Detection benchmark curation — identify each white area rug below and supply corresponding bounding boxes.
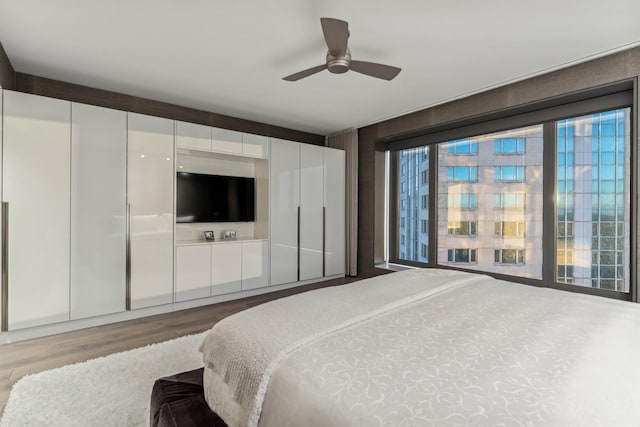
[0,332,207,427]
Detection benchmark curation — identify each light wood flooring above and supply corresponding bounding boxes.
[0,276,357,417]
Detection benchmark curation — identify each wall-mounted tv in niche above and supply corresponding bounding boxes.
[176,172,255,223]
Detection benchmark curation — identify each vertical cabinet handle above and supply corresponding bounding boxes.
[297,206,300,282]
[1,202,8,331]
[323,206,326,277]
[126,203,131,311]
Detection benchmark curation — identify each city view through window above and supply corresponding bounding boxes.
[397,108,631,292]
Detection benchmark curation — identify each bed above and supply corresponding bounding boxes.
[199,268,640,426]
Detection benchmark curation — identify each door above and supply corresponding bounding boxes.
[299,144,324,281]
[176,245,211,302]
[70,103,127,319]
[211,242,242,295]
[242,241,269,290]
[324,147,346,276]
[270,139,300,285]
[3,91,71,330]
[128,113,175,309]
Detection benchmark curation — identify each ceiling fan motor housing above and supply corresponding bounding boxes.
[327,49,351,74]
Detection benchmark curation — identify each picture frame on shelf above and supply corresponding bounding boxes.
[203,230,215,241]
[222,230,237,240]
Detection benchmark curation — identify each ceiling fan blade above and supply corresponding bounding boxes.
[350,60,401,81]
[282,64,327,81]
[320,17,349,56]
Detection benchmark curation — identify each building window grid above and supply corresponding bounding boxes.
[398,148,429,263]
[494,193,525,210]
[447,248,477,263]
[448,221,477,236]
[448,166,478,182]
[495,221,525,237]
[494,249,526,265]
[447,139,478,155]
[495,137,525,154]
[448,193,478,210]
[590,111,626,290]
[494,165,525,182]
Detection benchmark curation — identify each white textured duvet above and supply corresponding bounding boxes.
[201,269,640,426]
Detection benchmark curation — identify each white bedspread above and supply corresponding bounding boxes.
[202,269,640,426]
[200,269,487,427]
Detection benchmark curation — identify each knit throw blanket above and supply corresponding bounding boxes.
[199,269,486,427]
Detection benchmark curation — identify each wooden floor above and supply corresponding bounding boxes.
[0,276,357,417]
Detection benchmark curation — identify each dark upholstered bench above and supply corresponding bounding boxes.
[150,368,228,427]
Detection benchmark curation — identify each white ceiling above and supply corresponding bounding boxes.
[1,0,640,136]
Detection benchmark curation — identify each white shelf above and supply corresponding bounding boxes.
[176,237,268,247]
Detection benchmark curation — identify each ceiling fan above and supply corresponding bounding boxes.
[283,17,401,82]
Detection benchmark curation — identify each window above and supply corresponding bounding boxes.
[397,146,429,263]
[447,139,478,155]
[421,244,427,258]
[556,108,630,292]
[494,249,525,264]
[495,137,525,154]
[447,248,477,263]
[448,221,477,236]
[401,182,406,193]
[494,193,525,209]
[391,92,633,297]
[447,166,478,182]
[448,193,477,210]
[495,221,525,237]
[494,166,524,182]
[557,222,573,239]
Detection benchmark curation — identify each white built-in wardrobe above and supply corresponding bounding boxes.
[0,90,345,339]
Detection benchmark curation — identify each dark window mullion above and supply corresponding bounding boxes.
[428,143,437,266]
[542,121,558,286]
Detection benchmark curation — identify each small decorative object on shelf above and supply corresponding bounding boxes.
[203,230,215,241]
[222,230,237,240]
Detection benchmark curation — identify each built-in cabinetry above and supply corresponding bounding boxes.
[270,139,346,286]
[2,91,71,330]
[70,103,127,320]
[300,144,325,281]
[175,239,269,302]
[0,89,345,340]
[270,139,300,285]
[127,113,175,310]
[176,120,269,158]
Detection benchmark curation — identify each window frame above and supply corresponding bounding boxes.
[387,82,636,302]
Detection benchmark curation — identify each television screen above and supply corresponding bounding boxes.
[176,172,255,223]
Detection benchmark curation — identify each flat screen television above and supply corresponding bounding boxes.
[176,172,255,223]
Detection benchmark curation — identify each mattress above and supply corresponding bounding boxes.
[200,269,640,426]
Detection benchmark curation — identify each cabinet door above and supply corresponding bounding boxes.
[299,144,324,281]
[211,243,242,296]
[324,147,346,276]
[242,241,269,290]
[70,103,127,320]
[3,91,71,330]
[270,139,300,286]
[128,113,175,309]
[242,134,269,158]
[176,121,211,151]
[176,245,211,302]
[211,128,242,155]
